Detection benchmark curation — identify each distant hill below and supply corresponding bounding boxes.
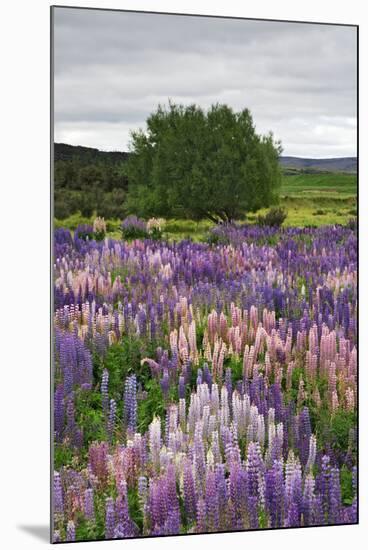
[54,143,130,164]
[279,156,357,173]
[54,144,357,174]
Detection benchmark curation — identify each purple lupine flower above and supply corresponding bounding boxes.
[285,501,299,527]
[328,467,342,524]
[124,374,137,433]
[265,460,284,528]
[149,417,161,471]
[84,487,95,521]
[203,363,212,390]
[320,455,331,517]
[225,368,233,399]
[205,469,219,532]
[66,520,75,542]
[178,375,186,399]
[193,421,206,490]
[54,384,64,442]
[298,407,312,466]
[302,474,315,526]
[166,464,179,513]
[215,463,228,518]
[183,460,197,522]
[138,476,148,508]
[89,441,109,487]
[101,369,109,413]
[248,495,259,529]
[196,498,207,533]
[311,494,325,526]
[65,394,75,441]
[107,398,117,441]
[116,481,135,537]
[53,531,61,543]
[53,471,64,516]
[246,442,263,501]
[164,509,181,535]
[105,497,115,539]
[160,369,170,399]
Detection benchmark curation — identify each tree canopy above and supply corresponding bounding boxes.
[125,102,282,223]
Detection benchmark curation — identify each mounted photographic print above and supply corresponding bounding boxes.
[51,6,358,543]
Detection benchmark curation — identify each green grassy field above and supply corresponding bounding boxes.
[54,170,357,240]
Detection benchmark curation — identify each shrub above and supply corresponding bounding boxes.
[206,223,235,245]
[147,218,165,240]
[121,215,148,240]
[257,207,287,227]
[74,224,94,242]
[93,216,107,241]
[347,217,357,230]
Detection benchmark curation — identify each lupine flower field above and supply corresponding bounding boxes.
[52,220,357,542]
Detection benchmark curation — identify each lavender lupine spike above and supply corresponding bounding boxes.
[183,460,197,522]
[84,487,95,521]
[329,467,342,524]
[124,374,137,433]
[101,368,109,413]
[320,455,331,517]
[205,468,219,532]
[53,471,64,516]
[66,520,76,542]
[305,434,317,473]
[107,398,117,441]
[265,460,284,528]
[302,474,315,526]
[196,498,207,533]
[105,497,115,539]
[54,385,64,442]
[149,417,161,471]
[298,407,312,466]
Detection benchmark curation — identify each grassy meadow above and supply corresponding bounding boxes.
[54,169,357,241]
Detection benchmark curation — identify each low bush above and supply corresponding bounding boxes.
[257,207,287,227]
[121,215,148,240]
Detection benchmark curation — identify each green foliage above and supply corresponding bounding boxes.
[75,516,101,541]
[257,206,287,227]
[148,227,163,241]
[103,340,143,395]
[121,226,148,241]
[54,443,75,470]
[137,379,165,433]
[225,356,243,384]
[329,410,357,452]
[126,102,282,222]
[340,466,354,505]
[74,389,106,446]
[128,488,144,532]
[288,366,304,402]
[54,145,129,219]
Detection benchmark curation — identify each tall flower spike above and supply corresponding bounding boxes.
[101,369,109,413]
[105,497,115,539]
[66,520,76,542]
[84,487,95,521]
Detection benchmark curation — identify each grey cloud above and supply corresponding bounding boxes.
[53,7,357,157]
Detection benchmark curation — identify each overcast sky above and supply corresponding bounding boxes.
[53,8,357,158]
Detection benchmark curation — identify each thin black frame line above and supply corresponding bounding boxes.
[51,4,358,28]
[50,4,55,545]
[50,5,359,544]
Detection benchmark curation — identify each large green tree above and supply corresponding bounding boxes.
[125,102,282,223]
